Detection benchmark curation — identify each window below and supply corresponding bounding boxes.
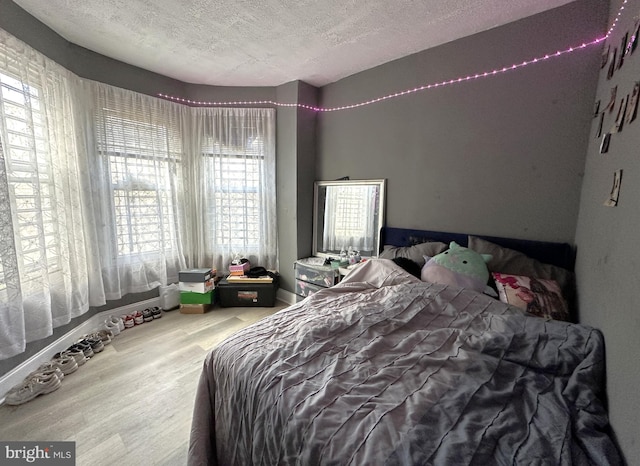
[0,71,61,285]
[96,112,182,258]
[203,135,265,252]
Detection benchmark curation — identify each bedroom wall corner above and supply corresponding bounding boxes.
[574,0,640,462]
[275,80,319,293]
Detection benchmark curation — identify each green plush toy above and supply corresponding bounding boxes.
[421,241,492,292]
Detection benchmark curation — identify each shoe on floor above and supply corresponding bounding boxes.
[86,330,112,346]
[97,329,113,344]
[29,362,64,382]
[132,311,144,325]
[108,315,125,332]
[142,308,153,322]
[54,348,87,367]
[80,336,104,354]
[151,307,162,319]
[69,341,93,359]
[4,373,62,406]
[50,353,79,375]
[104,319,121,336]
[122,314,135,328]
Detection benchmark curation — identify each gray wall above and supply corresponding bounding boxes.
[575,0,640,461]
[317,0,607,244]
[275,81,318,292]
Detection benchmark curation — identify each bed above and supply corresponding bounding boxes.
[188,228,622,465]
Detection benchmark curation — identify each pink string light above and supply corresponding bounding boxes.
[158,1,626,113]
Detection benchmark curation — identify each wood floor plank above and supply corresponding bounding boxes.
[0,302,288,465]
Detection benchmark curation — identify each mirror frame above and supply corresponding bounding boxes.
[312,179,387,259]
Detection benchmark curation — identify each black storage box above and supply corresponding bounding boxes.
[217,276,279,307]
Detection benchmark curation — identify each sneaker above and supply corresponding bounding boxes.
[69,341,93,359]
[142,308,153,322]
[50,353,79,375]
[81,336,104,354]
[30,362,64,382]
[151,307,162,319]
[4,373,62,405]
[132,311,144,325]
[85,331,111,347]
[95,329,113,345]
[54,348,87,367]
[109,315,125,332]
[122,314,135,329]
[104,319,120,336]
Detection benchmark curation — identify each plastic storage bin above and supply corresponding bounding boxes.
[217,277,279,307]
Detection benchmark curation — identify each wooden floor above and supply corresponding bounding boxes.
[0,302,288,465]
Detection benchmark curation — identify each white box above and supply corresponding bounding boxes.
[179,279,214,293]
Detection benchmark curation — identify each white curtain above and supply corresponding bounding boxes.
[86,88,278,284]
[0,27,278,360]
[0,29,104,359]
[0,136,25,358]
[85,82,190,300]
[192,107,278,272]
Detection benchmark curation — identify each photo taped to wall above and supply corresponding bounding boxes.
[599,132,611,154]
[607,85,617,112]
[607,47,617,79]
[596,112,605,138]
[604,169,623,207]
[626,82,639,123]
[631,21,640,54]
[614,95,628,132]
[618,32,629,68]
[601,43,610,68]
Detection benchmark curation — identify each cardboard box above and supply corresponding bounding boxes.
[179,279,214,293]
[180,290,214,304]
[229,262,250,276]
[217,276,279,307]
[178,268,213,283]
[179,303,211,314]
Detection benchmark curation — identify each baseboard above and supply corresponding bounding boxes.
[276,288,297,306]
[0,297,160,403]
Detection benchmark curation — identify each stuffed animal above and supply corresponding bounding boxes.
[421,241,492,292]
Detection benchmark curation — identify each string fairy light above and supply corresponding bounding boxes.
[158,0,627,112]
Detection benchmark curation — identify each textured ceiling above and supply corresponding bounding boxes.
[12,0,575,87]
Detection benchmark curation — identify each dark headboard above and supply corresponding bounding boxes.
[380,227,575,271]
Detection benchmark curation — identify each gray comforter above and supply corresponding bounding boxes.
[188,260,621,465]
